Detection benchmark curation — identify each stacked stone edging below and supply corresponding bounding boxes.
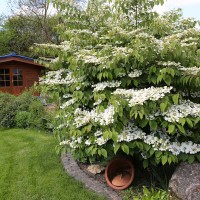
[61,153,121,200]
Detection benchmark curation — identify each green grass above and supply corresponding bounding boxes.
[0,129,106,200]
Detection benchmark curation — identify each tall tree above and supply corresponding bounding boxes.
[0,14,58,56]
[9,0,58,43]
[34,0,200,166]
[0,0,59,56]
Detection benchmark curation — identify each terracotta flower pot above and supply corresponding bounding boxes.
[104,157,134,190]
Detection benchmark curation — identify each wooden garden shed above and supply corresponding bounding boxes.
[0,53,45,95]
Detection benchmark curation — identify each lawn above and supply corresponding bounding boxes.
[0,129,106,200]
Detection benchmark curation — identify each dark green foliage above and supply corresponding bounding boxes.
[0,91,53,130]
[0,93,17,127]
[0,12,59,56]
[15,111,32,128]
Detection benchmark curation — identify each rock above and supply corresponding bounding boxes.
[87,164,105,174]
[169,162,200,200]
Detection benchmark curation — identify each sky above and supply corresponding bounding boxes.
[0,0,200,20]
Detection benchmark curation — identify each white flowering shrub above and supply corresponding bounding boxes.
[34,0,200,167]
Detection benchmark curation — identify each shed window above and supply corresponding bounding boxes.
[13,69,23,86]
[0,69,10,87]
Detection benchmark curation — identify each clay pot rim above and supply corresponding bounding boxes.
[105,157,135,190]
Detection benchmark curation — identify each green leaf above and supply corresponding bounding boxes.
[144,143,151,151]
[112,131,118,142]
[168,156,172,164]
[195,153,200,162]
[149,120,157,131]
[143,159,149,169]
[91,148,97,156]
[97,73,102,81]
[177,124,186,134]
[103,131,109,139]
[121,144,129,155]
[157,74,163,83]
[150,148,155,156]
[188,155,195,164]
[172,94,179,104]
[139,119,148,128]
[186,118,193,128]
[168,124,175,134]
[163,74,171,85]
[178,153,188,161]
[155,151,162,158]
[161,155,168,165]
[138,111,144,119]
[114,143,120,154]
[194,117,200,125]
[98,149,101,156]
[179,118,186,126]
[160,102,167,112]
[101,149,107,158]
[108,131,113,139]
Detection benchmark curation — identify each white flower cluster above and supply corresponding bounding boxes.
[117,123,200,156]
[50,57,60,64]
[157,61,200,76]
[128,70,142,78]
[164,28,200,41]
[157,61,182,67]
[95,136,108,146]
[117,124,146,142]
[59,122,200,155]
[182,91,200,98]
[60,41,71,51]
[60,98,76,109]
[112,47,132,56]
[179,66,200,75]
[191,91,200,98]
[163,100,200,122]
[39,69,66,85]
[40,70,85,86]
[180,42,197,47]
[63,94,72,98]
[75,50,109,64]
[59,136,83,149]
[92,81,121,92]
[113,86,172,106]
[182,37,199,43]
[74,105,115,128]
[94,130,108,146]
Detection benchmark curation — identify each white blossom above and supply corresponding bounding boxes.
[85,140,91,146]
[92,81,121,92]
[60,98,76,109]
[128,70,142,78]
[117,123,200,155]
[163,100,200,122]
[95,136,108,146]
[179,66,200,75]
[74,105,115,128]
[113,86,172,106]
[40,69,85,86]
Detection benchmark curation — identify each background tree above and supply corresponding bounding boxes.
[34,0,200,167]
[0,0,59,56]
